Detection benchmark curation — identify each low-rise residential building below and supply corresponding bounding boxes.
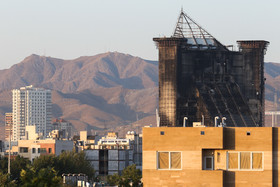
[15,139,73,161]
[142,126,280,186]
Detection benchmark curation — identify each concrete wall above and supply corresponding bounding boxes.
[55,140,73,155]
[86,149,99,160]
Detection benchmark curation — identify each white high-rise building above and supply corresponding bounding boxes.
[12,85,52,141]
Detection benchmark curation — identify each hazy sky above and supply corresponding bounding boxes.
[0,0,279,69]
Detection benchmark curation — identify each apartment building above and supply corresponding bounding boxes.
[5,113,13,141]
[12,85,52,141]
[14,139,73,161]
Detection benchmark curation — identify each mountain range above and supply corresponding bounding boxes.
[0,52,279,139]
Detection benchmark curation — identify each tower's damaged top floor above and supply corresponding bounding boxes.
[154,10,269,127]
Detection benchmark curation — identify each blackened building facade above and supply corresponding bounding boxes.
[154,11,269,127]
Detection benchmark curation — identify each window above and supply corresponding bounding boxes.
[32,148,36,154]
[240,152,250,169]
[227,152,263,170]
[40,148,47,153]
[171,152,181,169]
[158,152,169,169]
[204,156,214,170]
[157,151,181,170]
[48,148,52,153]
[252,153,262,169]
[228,153,238,169]
[19,147,28,153]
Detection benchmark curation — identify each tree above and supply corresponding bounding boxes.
[0,156,8,173]
[0,155,30,184]
[0,151,95,185]
[32,151,95,181]
[20,166,62,187]
[107,165,142,187]
[32,154,58,173]
[107,173,121,186]
[10,156,30,183]
[56,151,95,180]
[121,164,142,187]
[0,172,16,187]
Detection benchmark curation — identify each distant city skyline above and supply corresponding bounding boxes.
[0,0,279,69]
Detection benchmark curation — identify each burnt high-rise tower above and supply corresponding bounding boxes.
[154,10,269,127]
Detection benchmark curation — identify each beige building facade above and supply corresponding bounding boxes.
[143,127,280,186]
[12,139,73,161]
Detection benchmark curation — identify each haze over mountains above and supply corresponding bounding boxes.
[0,52,279,139]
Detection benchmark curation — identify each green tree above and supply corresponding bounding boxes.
[121,164,142,187]
[107,173,121,186]
[0,172,16,187]
[32,154,58,173]
[56,151,95,180]
[32,151,95,181]
[107,165,142,187]
[0,151,94,185]
[10,156,30,182]
[0,156,8,173]
[20,166,62,187]
[0,155,30,184]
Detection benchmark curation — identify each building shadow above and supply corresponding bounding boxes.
[224,128,235,150]
[223,128,235,186]
[224,171,235,187]
[273,128,278,186]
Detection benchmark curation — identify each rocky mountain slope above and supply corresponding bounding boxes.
[0,52,158,139]
[0,53,279,139]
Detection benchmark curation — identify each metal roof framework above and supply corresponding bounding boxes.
[173,9,220,47]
